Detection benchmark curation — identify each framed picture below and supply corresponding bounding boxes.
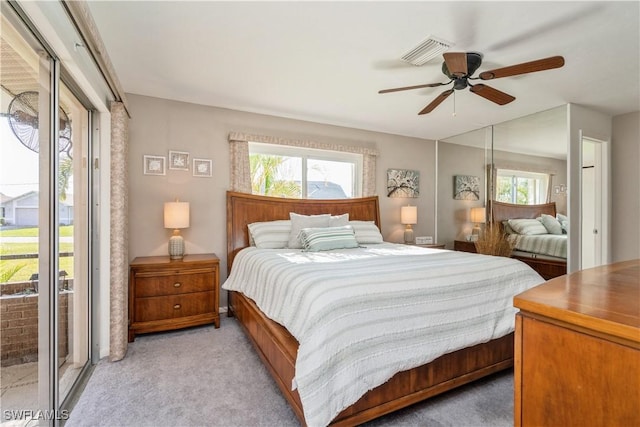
[193,158,212,177]
[454,175,480,200]
[169,150,190,170]
[387,169,419,198]
[143,155,166,175]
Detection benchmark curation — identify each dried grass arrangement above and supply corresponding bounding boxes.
[474,223,516,257]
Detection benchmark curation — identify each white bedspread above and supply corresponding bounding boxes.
[222,243,544,427]
[509,233,568,259]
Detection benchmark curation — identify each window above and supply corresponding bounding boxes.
[248,142,362,199]
[495,169,549,204]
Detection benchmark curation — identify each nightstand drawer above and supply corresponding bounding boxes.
[134,268,214,297]
[135,291,215,322]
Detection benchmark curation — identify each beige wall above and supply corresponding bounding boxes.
[127,94,436,305]
[611,111,640,262]
[437,142,486,248]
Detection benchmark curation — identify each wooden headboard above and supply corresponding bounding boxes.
[489,200,557,224]
[226,191,381,272]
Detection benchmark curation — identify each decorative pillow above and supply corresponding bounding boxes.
[556,213,569,234]
[540,214,563,235]
[508,218,549,235]
[288,213,331,249]
[349,220,384,244]
[299,225,359,252]
[502,220,516,235]
[329,213,349,227]
[247,220,291,249]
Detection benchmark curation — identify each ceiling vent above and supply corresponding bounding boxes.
[401,35,453,66]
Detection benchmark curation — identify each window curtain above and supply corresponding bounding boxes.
[109,101,129,361]
[228,132,379,196]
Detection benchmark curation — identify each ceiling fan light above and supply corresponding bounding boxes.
[401,35,453,66]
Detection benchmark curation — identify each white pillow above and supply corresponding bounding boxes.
[508,218,549,235]
[349,220,384,244]
[329,213,349,227]
[288,213,331,249]
[556,213,569,234]
[540,214,563,235]
[247,220,291,249]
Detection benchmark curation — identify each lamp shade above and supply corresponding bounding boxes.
[400,206,417,225]
[164,202,190,229]
[470,207,486,224]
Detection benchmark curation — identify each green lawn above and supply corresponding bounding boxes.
[1,257,74,283]
[0,227,75,282]
[0,225,74,237]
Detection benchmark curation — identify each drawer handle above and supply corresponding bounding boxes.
[173,282,181,288]
[173,304,181,309]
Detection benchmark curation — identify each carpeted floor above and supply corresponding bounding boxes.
[66,316,513,427]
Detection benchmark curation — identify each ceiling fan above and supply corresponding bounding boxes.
[379,52,565,114]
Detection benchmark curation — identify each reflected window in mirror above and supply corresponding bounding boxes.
[495,169,550,205]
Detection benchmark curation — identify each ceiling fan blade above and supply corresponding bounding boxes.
[418,89,454,115]
[379,82,449,94]
[470,84,515,105]
[443,52,468,77]
[479,56,565,80]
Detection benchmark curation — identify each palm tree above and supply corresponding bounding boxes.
[250,154,300,197]
[58,155,72,201]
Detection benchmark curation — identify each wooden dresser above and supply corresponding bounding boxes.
[513,259,640,426]
[128,253,220,342]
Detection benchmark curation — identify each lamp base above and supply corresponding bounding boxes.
[168,232,185,260]
[404,225,415,244]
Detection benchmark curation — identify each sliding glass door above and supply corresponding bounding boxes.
[1,5,93,425]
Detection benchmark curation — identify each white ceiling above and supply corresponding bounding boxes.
[87,1,639,142]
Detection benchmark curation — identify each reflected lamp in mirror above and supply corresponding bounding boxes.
[401,205,418,244]
[164,201,190,260]
[470,207,486,239]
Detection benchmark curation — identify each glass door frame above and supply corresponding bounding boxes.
[2,2,98,424]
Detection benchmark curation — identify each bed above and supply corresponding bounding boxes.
[224,191,544,426]
[489,200,567,280]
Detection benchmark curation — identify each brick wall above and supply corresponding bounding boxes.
[1,291,71,367]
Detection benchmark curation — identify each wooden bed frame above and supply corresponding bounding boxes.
[226,191,514,426]
[489,200,567,280]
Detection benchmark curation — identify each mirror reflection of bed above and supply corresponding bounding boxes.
[224,191,546,426]
[489,200,567,279]
[438,106,569,280]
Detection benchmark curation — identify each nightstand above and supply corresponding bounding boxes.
[412,243,446,249]
[453,240,477,253]
[128,253,220,342]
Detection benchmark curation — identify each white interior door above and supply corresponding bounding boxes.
[581,138,604,269]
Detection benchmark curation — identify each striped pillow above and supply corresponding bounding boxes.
[349,221,384,244]
[508,218,548,235]
[288,213,331,249]
[299,226,359,252]
[247,220,291,249]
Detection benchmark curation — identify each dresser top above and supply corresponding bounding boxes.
[514,259,640,343]
[130,253,219,267]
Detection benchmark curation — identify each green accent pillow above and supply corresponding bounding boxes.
[299,225,359,252]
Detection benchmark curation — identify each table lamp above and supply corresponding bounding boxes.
[470,207,486,239]
[401,205,418,244]
[164,201,190,259]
